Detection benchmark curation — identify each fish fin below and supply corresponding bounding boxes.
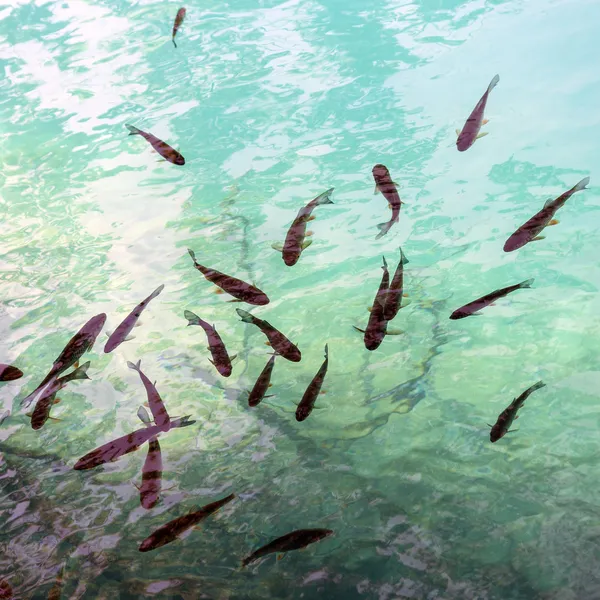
[144,402,149,407]
[316,188,334,205]
[400,299,412,308]
[184,310,201,326]
[482,119,490,125]
[455,129,461,137]
[134,321,143,327]
[226,298,244,303]
[149,284,165,300]
[25,412,32,417]
[208,358,215,366]
[271,242,284,252]
[172,38,177,48]
[506,428,519,434]
[486,423,494,428]
[125,124,142,136]
[519,278,534,289]
[399,246,409,265]
[214,288,225,294]
[133,483,140,490]
[403,293,409,297]
[48,416,62,422]
[532,235,546,242]
[475,132,489,140]
[301,239,313,250]
[277,553,285,561]
[236,308,253,323]
[375,221,392,239]
[548,219,559,226]
[306,230,314,236]
[487,74,500,92]
[391,181,399,186]
[230,354,238,362]
[127,359,142,372]
[374,184,380,195]
[124,335,136,342]
[73,361,80,369]
[367,306,373,312]
[264,394,275,399]
[187,248,197,263]
[268,383,273,388]
[264,342,272,347]
[574,176,590,191]
[514,416,519,420]
[385,329,404,335]
[53,397,61,404]
[353,326,365,334]
[308,215,316,221]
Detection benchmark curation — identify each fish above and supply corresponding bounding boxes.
[184,310,234,377]
[127,360,171,431]
[489,381,545,442]
[372,165,402,239]
[188,248,269,305]
[248,354,277,407]
[272,188,334,266]
[503,177,590,252]
[296,345,329,422]
[0,579,12,600]
[73,415,195,471]
[138,493,235,552]
[136,408,163,509]
[0,364,23,382]
[172,7,186,48]
[449,278,534,320]
[456,74,499,152]
[47,565,64,600]
[383,246,409,322]
[236,309,301,362]
[20,313,106,408]
[29,361,91,430]
[242,528,334,567]
[125,124,185,166]
[104,284,164,353]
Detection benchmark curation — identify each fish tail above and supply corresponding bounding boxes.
[487,74,500,92]
[72,361,91,380]
[187,248,198,264]
[125,124,142,136]
[530,381,546,393]
[381,256,388,269]
[324,343,328,358]
[184,310,203,327]
[316,188,335,205]
[399,246,409,265]
[172,37,177,48]
[574,176,590,191]
[149,284,165,300]
[236,308,253,323]
[518,278,534,289]
[375,220,393,239]
[127,359,142,372]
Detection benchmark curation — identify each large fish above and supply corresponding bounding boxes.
[127,360,171,431]
[172,7,186,48]
[456,74,499,152]
[0,365,23,382]
[449,278,533,320]
[372,165,402,239]
[503,177,590,252]
[20,313,106,408]
[236,309,301,362]
[383,247,408,322]
[136,406,163,509]
[248,354,276,407]
[296,345,329,422]
[104,284,164,353]
[242,528,333,567]
[125,124,185,166]
[188,249,269,305]
[138,493,235,552]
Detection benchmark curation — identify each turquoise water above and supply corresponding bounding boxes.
[2,0,600,597]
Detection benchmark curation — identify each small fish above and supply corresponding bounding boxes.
[449,278,534,320]
[172,7,186,48]
[354,257,389,351]
[104,285,164,353]
[138,493,235,552]
[456,74,499,152]
[184,310,234,377]
[127,360,171,431]
[248,354,276,407]
[136,409,163,509]
[125,124,185,166]
[0,364,23,382]
[383,246,408,322]
[296,345,329,422]
[0,579,12,600]
[236,309,301,362]
[489,381,545,442]
[188,249,269,305]
[372,165,402,239]
[242,528,334,567]
[503,177,590,252]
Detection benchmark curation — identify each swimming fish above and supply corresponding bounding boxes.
[172,7,186,48]
[449,278,533,320]
[503,177,590,252]
[236,309,301,362]
[383,246,408,322]
[73,415,195,471]
[0,365,23,382]
[136,407,163,509]
[138,493,235,552]
[127,360,171,431]
[248,354,277,407]
[489,381,545,442]
[242,528,334,567]
[296,345,329,422]
[372,165,402,239]
[0,579,12,599]
[184,310,234,377]
[273,188,334,266]
[20,313,106,408]
[456,74,499,152]
[188,248,269,305]
[104,284,164,353]
[125,124,185,166]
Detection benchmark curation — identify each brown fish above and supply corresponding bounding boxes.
[127,360,171,431]
[248,354,276,407]
[0,579,12,600]
[172,7,186,48]
[372,164,402,239]
[137,436,162,509]
[0,364,23,382]
[456,74,499,151]
[296,345,328,422]
[383,246,408,322]
[126,124,185,165]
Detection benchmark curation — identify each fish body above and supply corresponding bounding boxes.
[0,579,12,599]
[172,7,186,48]
[456,74,499,152]
[383,247,408,322]
[138,493,235,552]
[242,528,333,567]
[0,364,23,382]
[282,188,334,266]
[356,257,389,350]
[126,124,185,165]
[139,437,162,509]
[248,354,276,407]
[490,381,545,442]
[373,165,401,239]
[127,360,171,431]
[296,345,329,422]
[188,249,269,305]
[184,310,233,377]
[104,284,164,353]
[503,177,590,252]
[236,309,301,362]
[449,278,533,320]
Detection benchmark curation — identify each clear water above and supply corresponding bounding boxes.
[1,0,600,597]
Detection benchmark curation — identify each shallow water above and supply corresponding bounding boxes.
[2,0,600,598]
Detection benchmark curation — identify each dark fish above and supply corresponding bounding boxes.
[127,360,171,431]
[248,354,276,407]
[372,165,402,239]
[188,248,269,305]
[383,246,408,322]
[449,278,533,320]
[138,435,162,509]
[172,7,186,48]
[456,74,499,152]
[0,579,12,600]
[236,309,301,362]
[296,345,329,422]
[73,415,195,471]
[138,493,235,552]
[184,310,234,377]
[242,528,334,567]
[503,177,590,252]
[125,124,185,166]
[20,313,106,408]
[0,364,23,382]
[489,381,545,442]
[104,284,164,353]
[354,257,389,351]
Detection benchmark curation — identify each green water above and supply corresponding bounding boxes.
[2,0,600,597]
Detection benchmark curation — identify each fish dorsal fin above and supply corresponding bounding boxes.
[543,198,554,209]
